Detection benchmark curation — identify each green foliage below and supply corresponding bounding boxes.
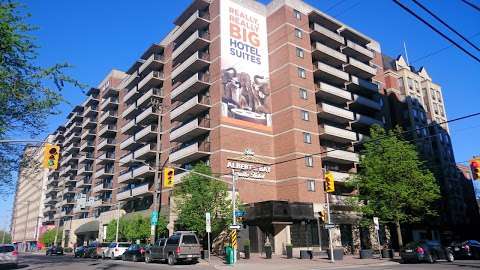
[174,162,232,239]
[105,214,168,242]
[0,2,85,194]
[348,125,441,225]
[39,228,62,246]
[0,230,12,243]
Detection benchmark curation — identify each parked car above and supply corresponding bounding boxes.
[144,231,201,265]
[103,242,130,259]
[0,244,18,268]
[121,244,146,262]
[401,240,454,263]
[450,240,480,259]
[74,246,88,258]
[84,242,110,259]
[46,245,64,256]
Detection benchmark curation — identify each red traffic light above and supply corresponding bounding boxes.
[471,160,480,168]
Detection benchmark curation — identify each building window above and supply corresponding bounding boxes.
[305,156,313,167]
[397,78,404,89]
[293,9,301,20]
[299,88,308,100]
[439,106,445,117]
[301,110,309,121]
[303,132,312,144]
[407,78,413,89]
[431,88,436,100]
[296,47,304,58]
[295,28,303,39]
[436,91,442,102]
[307,180,315,192]
[297,67,306,78]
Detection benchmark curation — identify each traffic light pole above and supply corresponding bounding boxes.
[326,192,334,263]
[231,169,237,264]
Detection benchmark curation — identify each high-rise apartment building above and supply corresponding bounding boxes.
[12,144,50,251]
[30,0,451,254]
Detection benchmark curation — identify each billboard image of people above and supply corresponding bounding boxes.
[221,0,272,129]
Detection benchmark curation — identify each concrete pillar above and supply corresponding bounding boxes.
[273,224,287,255]
[352,225,361,254]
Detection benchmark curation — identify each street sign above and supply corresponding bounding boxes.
[150,211,158,225]
[206,212,211,233]
[373,217,379,230]
[229,224,241,230]
[234,210,246,217]
[324,224,335,229]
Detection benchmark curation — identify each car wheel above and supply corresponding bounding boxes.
[168,254,176,266]
[426,254,435,263]
[447,252,454,262]
[122,254,126,261]
[145,253,152,264]
[132,255,138,262]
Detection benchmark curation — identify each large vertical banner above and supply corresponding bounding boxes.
[221,0,271,129]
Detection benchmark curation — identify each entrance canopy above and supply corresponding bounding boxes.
[75,220,100,235]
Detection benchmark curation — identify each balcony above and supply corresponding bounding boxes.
[118,170,133,184]
[120,136,141,151]
[319,124,357,143]
[311,42,347,67]
[315,82,352,103]
[98,111,118,124]
[343,40,374,62]
[64,132,81,145]
[81,130,95,140]
[122,102,138,119]
[79,140,95,152]
[98,124,117,137]
[136,88,164,108]
[121,118,138,135]
[93,198,113,208]
[79,153,94,164]
[347,76,379,94]
[77,165,93,175]
[170,94,211,122]
[132,164,155,179]
[98,152,115,165]
[135,124,159,142]
[330,195,351,207]
[171,72,210,101]
[138,71,164,92]
[97,138,116,151]
[132,183,150,197]
[171,51,210,82]
[123,86,139,104]
[172,30,210,63]
[76,178,92,188]
[322,147,359,164]
[93,182,113,193]
[117,189,132,201]
[169,140,210,164]
[82,105,98,118]
[73,205,90,214]
[171,10,210,47]
[313,61,349,86]
[317,103,354,123]
[62,198,76,206]
[351,94,381,111]
[353,113,384,127]
[119,153,134,166]
[82,117,97,129]
[123,71,139,90]
[65,143,80,154]
[136,106,159,125]
[330,171,351,182]
[310,23,345,48]
[170,117,210,143]
[344,57,376,79]
[138,53,164,75]
[134,143,157,160]
[94,167,114,179]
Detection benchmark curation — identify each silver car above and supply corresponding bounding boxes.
[0,244,18,268]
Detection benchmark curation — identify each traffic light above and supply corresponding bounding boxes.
[43,144,60,169]
[318,210,326,223]
[324,171,335,193]
[470,159,480,180]
[163,167,175,188]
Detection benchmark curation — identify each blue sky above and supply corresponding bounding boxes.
[2,0,479,230]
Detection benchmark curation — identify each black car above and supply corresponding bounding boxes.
[74,246,88,258]
[121,244,146,262]
[401,240,454,263]
[450,240,480,259]
[46,246,64,256]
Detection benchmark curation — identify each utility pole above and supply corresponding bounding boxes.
[326,191,334,263]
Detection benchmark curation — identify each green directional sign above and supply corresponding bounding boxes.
[151,211,158,225]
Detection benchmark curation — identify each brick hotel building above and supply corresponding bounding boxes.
[17,0,469,254]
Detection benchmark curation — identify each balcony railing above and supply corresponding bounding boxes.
[170,94,211,121]
[171,72,210,101]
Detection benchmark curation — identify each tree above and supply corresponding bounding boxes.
[105,215,167,242]
[174,163,232,244]
[39,227,62,246]
[0,1,84,194]
[348,125,441,248]
[0,230,12,243]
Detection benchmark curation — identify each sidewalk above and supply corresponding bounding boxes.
[207,253,399,270]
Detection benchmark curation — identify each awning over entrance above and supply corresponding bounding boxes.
[245,200,315,224]
[75,220,100,235]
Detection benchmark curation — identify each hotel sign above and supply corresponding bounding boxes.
[227,149,272,180]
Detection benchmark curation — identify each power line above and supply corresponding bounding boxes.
[460,0,480,12]
[411,0,480,51]
[325,0,349,12]
[392,0,480,63]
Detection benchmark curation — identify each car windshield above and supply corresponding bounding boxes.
[0,246,15,253]
[100,243,109,247]
[182,235,198,244]
[119,243,130,247]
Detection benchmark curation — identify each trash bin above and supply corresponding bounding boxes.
[225,246,234,264]
[327,248,344,260]
[264,245,272,259]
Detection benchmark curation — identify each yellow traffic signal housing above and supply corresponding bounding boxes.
[163,167,175,188]
[318,210,327,223]
[325,171,335,193]
[470,159,480,180]
[43,144,60,169]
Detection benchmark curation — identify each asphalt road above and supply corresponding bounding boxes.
[314,260,480,270]
[5,253,216,270]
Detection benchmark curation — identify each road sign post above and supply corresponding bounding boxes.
[206,212,211,262]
